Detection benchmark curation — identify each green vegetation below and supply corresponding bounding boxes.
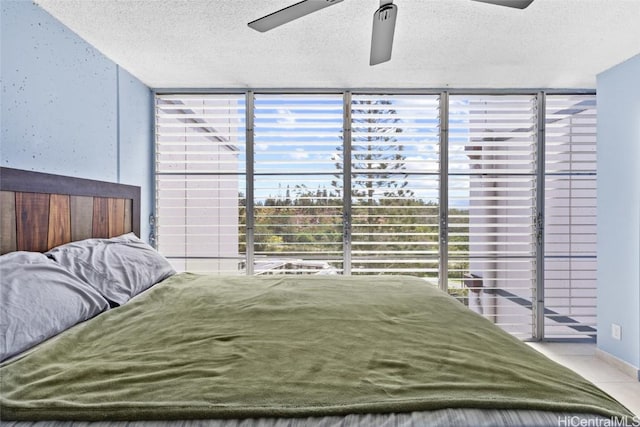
[239,188,469,279]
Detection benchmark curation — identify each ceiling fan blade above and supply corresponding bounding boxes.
[471,0,534,9]
[370,1,398,66]
[248,0,344,32]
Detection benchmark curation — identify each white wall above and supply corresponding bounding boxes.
[596,53,640,375]
[1,0,153,241]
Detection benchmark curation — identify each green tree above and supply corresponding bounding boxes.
[332,99,413,203]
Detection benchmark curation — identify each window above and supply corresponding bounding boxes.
[448,95,538,338]
[544,95,597,339]
[154,91,597,341]
[155,95,246,274]
[253,94,344,274]
[350,94,440,277]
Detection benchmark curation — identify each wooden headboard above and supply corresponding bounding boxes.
[1,168,141,255]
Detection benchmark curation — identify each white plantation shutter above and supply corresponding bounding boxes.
[252,94,344,274]
[155,95,246,274]
[544,94,597,339]
[350,94,440,277]
[448,95,538,338]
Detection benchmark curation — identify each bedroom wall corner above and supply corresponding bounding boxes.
[0,0,153,243]
[117,67,153,243]
[596,52,640,377]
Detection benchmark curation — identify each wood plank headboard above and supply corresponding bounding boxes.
[0,168,141,255]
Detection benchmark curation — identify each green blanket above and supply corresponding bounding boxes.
[0,274,633,421]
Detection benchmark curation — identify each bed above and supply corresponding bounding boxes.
[0,167,635,426]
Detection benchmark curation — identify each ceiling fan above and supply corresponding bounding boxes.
[248,0,534,66]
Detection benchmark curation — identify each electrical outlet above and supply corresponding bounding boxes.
[611,323,622,340]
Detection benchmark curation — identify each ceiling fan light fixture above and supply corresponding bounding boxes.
[247,0,535,66]
[370,1,398,66]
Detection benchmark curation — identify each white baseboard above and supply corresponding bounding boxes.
[595,348,640,381]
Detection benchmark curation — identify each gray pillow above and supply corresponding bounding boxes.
[0,251,110,362]
[46,233,176,306]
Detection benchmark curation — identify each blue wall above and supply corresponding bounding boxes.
[1,0,153,241]
[597,53,640,374]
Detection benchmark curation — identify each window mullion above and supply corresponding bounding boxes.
[534,91,546,340]
[245,91,255,275]
[343,91,352,275]
[439,91,449,292]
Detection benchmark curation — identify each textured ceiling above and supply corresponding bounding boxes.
[34,0,640,89]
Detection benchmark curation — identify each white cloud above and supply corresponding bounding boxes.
[403,157,438,173]
[290,149,309,160]
[276,109,297,124]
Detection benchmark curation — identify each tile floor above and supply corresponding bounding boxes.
[527,342,640,418]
